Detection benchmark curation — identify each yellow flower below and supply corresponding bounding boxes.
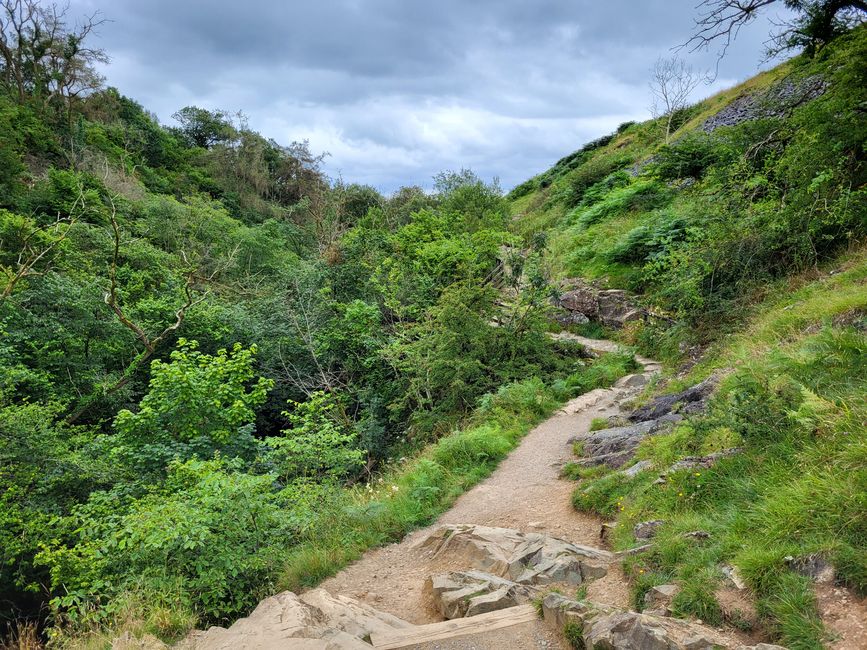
[678,492,684,496]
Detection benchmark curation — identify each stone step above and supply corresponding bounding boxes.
[369,604,538,649]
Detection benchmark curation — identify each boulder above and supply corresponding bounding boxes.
[181,589,411,650]
[583,611,680,650]
[598,290,643,328]
[425,570,535,619]
[634,520,666,540]
[643,584,680,616]
[559,282,599,316]
[553,280,643,329]
[783,553,835,584]
[628,377,719,423]
[421,524,612,586]
[578,416,680,469]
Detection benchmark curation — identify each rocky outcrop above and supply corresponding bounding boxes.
[643,584,680,616]
[627,376,719,423]
[701,75,827,133]
[421,524,612,587]
[554,279,643,328]
[540,593,787,650]
[179,589,412,650]
[576,415,681,469]
[634,520,666,540]
[425,570,535,619]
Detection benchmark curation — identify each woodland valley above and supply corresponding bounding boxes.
[0,1,865,649]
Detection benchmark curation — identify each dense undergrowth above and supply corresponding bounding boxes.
[508,26,867,650]
[2,3,865,648]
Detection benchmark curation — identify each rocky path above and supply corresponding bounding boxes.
[313,337,661,647]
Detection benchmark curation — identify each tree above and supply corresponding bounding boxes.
[685,0,867,58]
[0,0,107,113]
[649,56,708,143]
[170,106,235,148]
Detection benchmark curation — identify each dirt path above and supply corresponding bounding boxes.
[318,337,661,644]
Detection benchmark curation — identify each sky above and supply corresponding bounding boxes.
[67,0,789,193]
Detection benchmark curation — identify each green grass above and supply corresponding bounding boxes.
[565,271,867,648]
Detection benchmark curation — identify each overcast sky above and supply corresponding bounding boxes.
[67,0,788,193]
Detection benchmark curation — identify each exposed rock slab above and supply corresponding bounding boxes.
[425,570,536,619]
[554,280,643,328]
[539,593,784,650]
[577,415,681,469]
[628,377,719,423]
[180,589,411,650]
[421,524,613,587]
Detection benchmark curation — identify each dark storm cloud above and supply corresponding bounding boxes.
[69,0,789,191]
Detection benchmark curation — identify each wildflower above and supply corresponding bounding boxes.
[678,492,684,496]
[694,472,701,477]
[391,485,399,492]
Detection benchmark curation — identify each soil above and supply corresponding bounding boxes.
[815,584,867,650]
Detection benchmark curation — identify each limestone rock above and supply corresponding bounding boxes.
[784,553,835,584]
[181,589,411,650]
[634,520,666,540]
[668,448,743,473]
[643,584,680,616]
[628,376,719,423]
[578,417,679,469]
[425,570,535,619]
[584,611,679,650]
[421,524,612,587]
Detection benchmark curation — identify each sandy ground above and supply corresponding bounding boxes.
[318,337,659,640]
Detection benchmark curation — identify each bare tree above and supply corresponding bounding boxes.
[0,0,108,114]
[683,0,867,59]
[66,194,216,423]
[649,56,708,143]
[0,183,87,300]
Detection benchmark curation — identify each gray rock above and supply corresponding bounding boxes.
[598,290,643,328]
[622,460,653,478]
[580,418,678,469]
[425,570,536,619]
[701,74,827,133]
[784,553,835,584]
[628,376,719,422]
[668,448,743,472]
[643,584,680,615]
[683,634,719,649]
[634,520,666,540]
[421,524,612,587]
[583,612,679,650]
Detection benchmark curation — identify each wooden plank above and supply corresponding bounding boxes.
[370,604,538,649]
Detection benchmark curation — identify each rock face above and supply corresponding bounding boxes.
[422,524,613,587]
[628,376,719,423]
[540,593,786,650]
[554,279,643,328]
[577,415,681,469]
[701,75,827,133]
[425,570,535,619]
[179,589,411,650]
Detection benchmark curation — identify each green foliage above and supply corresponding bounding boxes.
[265,391,365,482]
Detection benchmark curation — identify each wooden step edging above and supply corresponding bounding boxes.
[369,604,538,649]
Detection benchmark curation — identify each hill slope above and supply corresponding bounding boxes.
[506,26,866,650]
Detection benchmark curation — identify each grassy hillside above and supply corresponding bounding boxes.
[511,26,866,650]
